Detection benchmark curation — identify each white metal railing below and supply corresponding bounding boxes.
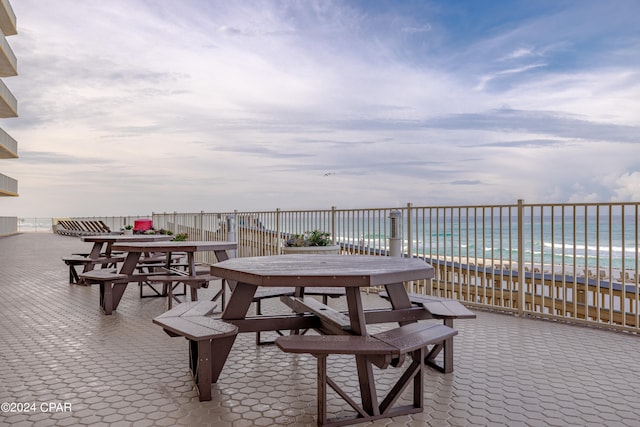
[0,126,17,157]
[0,171,16,195]
[60,200,640,332]
[0,31,16,75]
[0,78,16,116]
[151,202,640,332]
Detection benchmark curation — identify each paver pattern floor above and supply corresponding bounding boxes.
[1,233,640,427]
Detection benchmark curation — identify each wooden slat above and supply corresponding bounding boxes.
[281,296,351,332]
[152,316,236,341]
[422,300,476,319]
[372,323,457,354]
[379,291,476,319]
[79,270,127,281]
[181,301,218,317]
[276,335,396,356]
[154,301,202,319]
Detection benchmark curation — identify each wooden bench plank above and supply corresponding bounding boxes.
[154,301,203,319]
[276,323,456,357]
[181,300,218,317]
[379,291,474,374]
[275,334,396,356]
[78,270,127,282]
[151,274,217,286]
[422,300,476,319]
[372,323,458,354]
[275,322,457,427]
[281,296,351,333]
[152,315,236,341]
[379,291,476,319]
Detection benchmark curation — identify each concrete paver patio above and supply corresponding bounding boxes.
[1,233,639,426]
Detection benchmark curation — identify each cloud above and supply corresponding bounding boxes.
[610,172,640,201]
[2,0,639,216]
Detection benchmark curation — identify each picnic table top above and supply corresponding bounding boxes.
[111,240,237,252]
[211,254,434,287]
[80,235,173,243]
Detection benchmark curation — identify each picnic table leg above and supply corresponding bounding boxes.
[345,287,380,416]
[425,319,454,373]
[101,283,113,315]
[83,242,103,273]
[209,335,236,383]
[194,340,213,401]
[384,282,414,327]
[317,354,328,426]
[442,318,454,372]
[69,265,79,284]
[110,283,128,311]
[212,282,256,381]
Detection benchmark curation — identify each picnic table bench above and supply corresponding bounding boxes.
[152,301,238,401]
[62,254,125,284]
[379,291,475,373]
[276,322,458,427]
[249,286,346,345]
[79,269,166,314]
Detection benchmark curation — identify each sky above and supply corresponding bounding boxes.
[1,0,639,217]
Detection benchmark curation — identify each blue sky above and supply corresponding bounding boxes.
[2,0,639,216]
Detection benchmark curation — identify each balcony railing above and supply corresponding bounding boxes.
[0,126,16,158]
[0,0,16,37]
[0,31,16,77]
[0,215,16,235]
[0,171,16,195]
[63,200,640,333]
[0,77,16,117]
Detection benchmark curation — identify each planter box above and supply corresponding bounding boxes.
[281,245,340,255]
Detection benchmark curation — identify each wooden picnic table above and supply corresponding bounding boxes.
[81,234,174,258]
[62,234,174,284]
[81,240,236,314]
[209,254,441,424]
[112,240,237,277]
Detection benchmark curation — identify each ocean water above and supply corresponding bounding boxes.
[18,217,54,233]
[333,214,639,271]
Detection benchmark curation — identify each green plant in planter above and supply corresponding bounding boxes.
[124,224,133,230]
[171,233,188,241]
[285,230,332,247]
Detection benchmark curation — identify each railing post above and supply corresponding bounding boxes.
[389,210,402,257]
[517,199,525,316]
[406,203,413,258]
[173,211,177,235]
[200,211,205,241]
[276,208,281,254]
[226,213,236,258]
[331,206,336,250]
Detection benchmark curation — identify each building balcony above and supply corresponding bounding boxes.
[0,126,16,158]
[0,77,16,117]
[0,171,17,196]
[0,32,16,77]
[0,0,16,37]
